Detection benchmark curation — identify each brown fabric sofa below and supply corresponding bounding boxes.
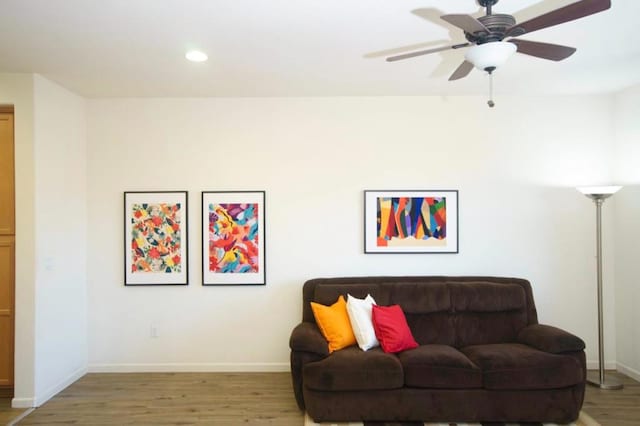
[289,276,586,423]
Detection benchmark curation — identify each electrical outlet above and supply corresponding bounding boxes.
[44,256,55,271]
[150,325,159,338]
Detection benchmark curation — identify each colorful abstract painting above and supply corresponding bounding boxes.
[208,203,259,273]
[202,191,266,285]
[365,190,458,253]
[131,203,182,273]
[124,191,189,285]
[376,197,446,247]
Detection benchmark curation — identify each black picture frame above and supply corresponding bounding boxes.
[364,189,459,254]
[201,190,266,286]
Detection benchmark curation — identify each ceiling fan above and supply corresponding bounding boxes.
[387,0,612,83]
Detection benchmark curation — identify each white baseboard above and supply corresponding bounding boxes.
[11,365,87,408]
[11,397,34,409]
[88,362,290,373]
[617,362,640,381]
[586,360,617,370]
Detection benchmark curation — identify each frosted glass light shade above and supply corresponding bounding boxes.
[185,50,208,62]
[577,185,622,201]
[464,42,517,71]
[577,186,622,196]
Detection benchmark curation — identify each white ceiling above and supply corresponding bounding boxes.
[1,0,638,97]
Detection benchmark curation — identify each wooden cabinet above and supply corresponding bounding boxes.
[0,109,14,391]
[0,112,14,235]
[0,237,14,387]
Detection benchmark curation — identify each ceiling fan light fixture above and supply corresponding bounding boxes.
[464,41,516,72]
[185,50,208,63]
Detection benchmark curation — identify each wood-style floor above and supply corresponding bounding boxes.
[0,396,25,425]
[0,371,638,425]
[582,371,640,425]
[6,372,302,425]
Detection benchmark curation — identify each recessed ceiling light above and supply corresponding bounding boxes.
[185,50,208,62]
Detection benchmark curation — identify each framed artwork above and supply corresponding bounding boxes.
[124,191,189,285]
[364,190,459,254]
[201,191,266,285]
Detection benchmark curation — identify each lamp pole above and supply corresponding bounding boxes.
[579,187,623,390]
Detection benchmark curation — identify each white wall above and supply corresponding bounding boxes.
[86,95,616,371]
[32,76,88,405]
[0,73,37,407]
[0,75,631,405]
[0,74,88,408]
[613,84,640,380]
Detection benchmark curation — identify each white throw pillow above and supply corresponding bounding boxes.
[346,293,379,351]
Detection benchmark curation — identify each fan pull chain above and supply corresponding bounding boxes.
[487,72,495,108]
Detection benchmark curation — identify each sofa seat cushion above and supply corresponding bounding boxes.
[461,343,584,390]
[398,345,482,389]
[303,346,403,391]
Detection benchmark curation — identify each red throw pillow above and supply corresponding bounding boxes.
[372,304,418,353]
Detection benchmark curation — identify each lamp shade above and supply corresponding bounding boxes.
[464,41,517,72]
[185,50,208,62]
[577,186,622,196]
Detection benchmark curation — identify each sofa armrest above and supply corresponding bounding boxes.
[518,324,585,354]
[290,322,329,357]
[289,322,329,410]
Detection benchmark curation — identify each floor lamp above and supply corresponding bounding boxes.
[577,185,623,390]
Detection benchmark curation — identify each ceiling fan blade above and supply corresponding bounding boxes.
[386,43,470,62]
[507,0,611,37]
[441,14,489,34]
[448,60,474,81]
[509,39,576,61]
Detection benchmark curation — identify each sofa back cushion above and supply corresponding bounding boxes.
[449,281,528,347]
[302,276,538,348]
[312,284,390,314]
[390,281,455,346]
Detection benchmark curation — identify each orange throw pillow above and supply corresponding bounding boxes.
[311,295,357,353]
